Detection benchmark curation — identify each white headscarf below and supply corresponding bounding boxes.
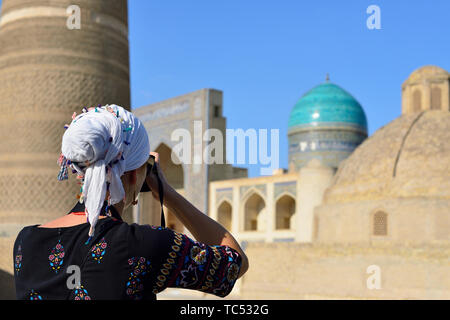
[60,105,150,238]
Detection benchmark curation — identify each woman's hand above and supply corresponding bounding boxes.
[144,152,170,200]
[146,153,249,278]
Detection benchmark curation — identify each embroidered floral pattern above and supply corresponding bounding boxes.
[152,231,183,294]
[227,263,239,282]
[126,277,144,298]
[190,246,207,265]
[15,245,23,273]
[203,246,221,290]
[29,290,42,300]
[49,240,64,273]
[125,257,151,300]
[151,230,242,298]
[90,238,107,263]
[179,264,200,287]
[73,286,91,300]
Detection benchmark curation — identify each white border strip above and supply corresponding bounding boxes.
[0,6,128,38]
[0,6,67,27]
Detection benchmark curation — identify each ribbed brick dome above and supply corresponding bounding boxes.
[324,110,450,203]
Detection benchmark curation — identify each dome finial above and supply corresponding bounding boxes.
[325,73,330,82]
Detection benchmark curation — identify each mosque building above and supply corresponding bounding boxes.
[207,77,368,244]
[229,66,450,299]
[132,76,369,245]
[288,76,368,170]
[137,66,449,299]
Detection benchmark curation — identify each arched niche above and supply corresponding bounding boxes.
[244,193,266,232]
[412,89,422,112]
[275,194,296,230]
[139,143,184,232]
[217,200,232,231]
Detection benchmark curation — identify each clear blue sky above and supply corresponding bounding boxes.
[1,1,449,177]
[127,0,450,176]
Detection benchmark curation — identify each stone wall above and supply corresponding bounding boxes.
[0,237,16,299]
[239,242,450,299]
[315,198,450,244]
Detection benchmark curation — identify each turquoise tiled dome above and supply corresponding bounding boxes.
[288,82,367,134]
[288,81,368,170]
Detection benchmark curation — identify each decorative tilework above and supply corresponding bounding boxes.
[288,82,368,170]
[288,82,367,131]
[274,181,297,199]
[139,90,215,214]
[216,187,233,206]
[240,184,267,200]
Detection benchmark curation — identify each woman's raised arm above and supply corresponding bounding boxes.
[145,152,249,279]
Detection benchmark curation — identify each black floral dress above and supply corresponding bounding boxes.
[13,201,242,300]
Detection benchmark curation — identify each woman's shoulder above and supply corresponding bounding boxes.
[14,225,38,244]
[126,223,170,232]
[122,223,183,255]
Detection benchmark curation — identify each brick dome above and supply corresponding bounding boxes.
[323,110,450,203]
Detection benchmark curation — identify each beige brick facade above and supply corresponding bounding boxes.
[240,242,450,299]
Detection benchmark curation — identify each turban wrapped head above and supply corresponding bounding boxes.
[58,105,150,239]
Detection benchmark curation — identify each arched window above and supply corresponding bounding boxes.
[275,195,296,230]
[244,193,265,231]
[431,87,442,110]
[412,89,422,112]
[373,211,388,236]
[217,201,232,231]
